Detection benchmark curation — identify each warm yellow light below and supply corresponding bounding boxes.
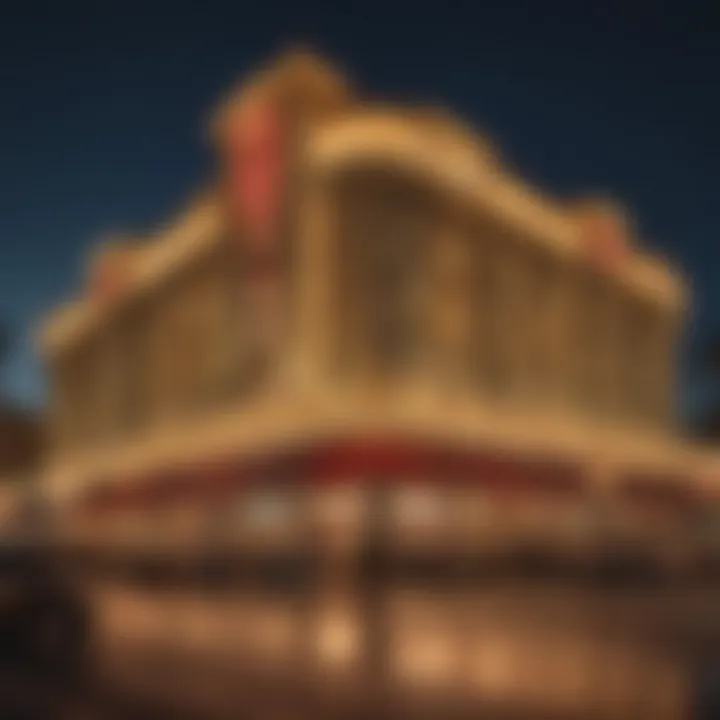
[391,632,458,687]
[316,611,359,668]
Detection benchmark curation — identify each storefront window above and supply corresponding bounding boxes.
[242,486,305,545]
[389,485,450,541]
[246,489,292,529]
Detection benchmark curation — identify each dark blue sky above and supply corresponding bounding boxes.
[1,1,718,416]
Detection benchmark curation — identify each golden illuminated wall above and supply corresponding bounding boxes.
[47,239,250,455]
[42,191,682,474]
[325,163,680,433]
[43,181,682,465]
[38,50,687,480]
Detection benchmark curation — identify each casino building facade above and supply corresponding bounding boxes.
[38,49,715,565]
[35,48,720,719]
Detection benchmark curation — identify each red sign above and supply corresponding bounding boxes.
[75,439,585,517]
[226,100,286,251]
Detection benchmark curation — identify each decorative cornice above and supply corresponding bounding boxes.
[305,111,685,309]
[38,192,224,357]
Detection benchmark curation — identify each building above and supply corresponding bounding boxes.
[33,48,720,719]
[37,49,717,559]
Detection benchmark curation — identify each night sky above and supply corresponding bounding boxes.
[1,2,718,419]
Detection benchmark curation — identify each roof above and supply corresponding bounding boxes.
[37,47,688,358]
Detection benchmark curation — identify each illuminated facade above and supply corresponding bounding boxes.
[35,47,720,720]
[38,49,712,559]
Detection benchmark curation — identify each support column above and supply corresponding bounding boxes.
[429,225,474,392]
[497,239,527,406]
[544,261,575,417]
[285,172,335,396]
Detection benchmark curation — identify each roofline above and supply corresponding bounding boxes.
[306,112,687,310]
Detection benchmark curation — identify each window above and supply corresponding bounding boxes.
[429,223,475,385]
[229,233,291,397]
[522,250,563,405]
[145,285,177,423]
[474,231,504,397]
[653,320,676,428]
[333,168,433,382]
[620,300,662,427]
[117,306,148,435]
[598,291,625,421]
[569,271,608,418]
[634,310,675,429]
[179,254,236,409]
[94,324,123,442]
[361,184,428,376]
[390,485,450,541]
[58,340,99,448]
[242,486,304,546]
[246,489,293,529]
[141,253,235,420]
[475,234,520,401]
[48,352,75,454]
